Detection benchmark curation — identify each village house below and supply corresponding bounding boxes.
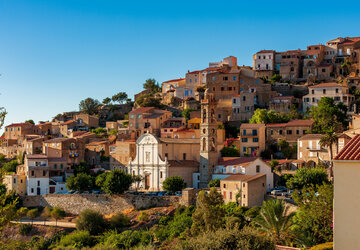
[253,50,276,79]
[128,107,172,138]
[161,78,186,103]
[266,120,314,145]
[109,139,136,170]
[297,133,351,167]
[3,165,27,196]
[230,92,255,121]
[220,174,266,207]
[239,123,266,157]
[85,140,109,168]
[302,83,355,113]
[210,157,273,192]
[24,154,68,196]
[269,96,300,113]
[279,49,302,81]
[333,134,360,249]
[302,45,326,80]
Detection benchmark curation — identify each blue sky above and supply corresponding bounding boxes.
[1,0,360,132]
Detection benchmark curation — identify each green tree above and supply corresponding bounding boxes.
[319,132,338,178]
[220,147,240,157]
[292,184,333,247]
[27,208,39,225]
[253,199,295,245]
[95,172,109,189]
[143,78,161,92]
[101,169,133,195]
[66,173,94,192]
[136,93,162,108]
[191,188,224,234]
[90,127,108,137]
[162,176,186,193]
[102,97,111,105]
[59,230,93,248]
[24,119,35,125]
[132,175,143,192]
[0,189,20,233]
[309,97,347,134]
[76,209,107,235]
[208,178,220,188]
[112,92,128,104]
[270,74,282,83]
[286,168,329,190]
[0,107,7,130]
[250,109,289,124]
[51,206,66,227]
[41,206,52,226]
[74,161,90,175]
[79,97,100,115]
[341,59,351,76]
[182,108,195,120]
[2,160,19,173]
[269,160,279,171]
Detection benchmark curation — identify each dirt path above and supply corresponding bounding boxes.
[13,219,76,228]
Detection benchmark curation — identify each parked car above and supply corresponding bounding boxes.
[157,191,167,196]
[276,186,288,192]
[271,190,284,196]
[175,191,182,196]
[282,190,293,197]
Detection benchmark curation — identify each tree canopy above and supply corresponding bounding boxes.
[0,107,7,130]
[143,78,161,93]
[24,119,35,125]
[286,168,329,190]
[249,109,290,124]
[102,97,111,105]
[66,173,94,192]
[309,97,347,134]
[112,92,128,104]
[101,169,133,195]
[162,176,186,193]
[220,147,240,157]
[79,97,100,115]
[182,108,195,120]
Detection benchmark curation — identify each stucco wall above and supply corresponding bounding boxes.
[23,194,180,215]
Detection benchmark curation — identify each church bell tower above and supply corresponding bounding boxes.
[199,90,218,188]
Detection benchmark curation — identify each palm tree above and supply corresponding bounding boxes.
[319,132,338,178]
[253,199,295,245]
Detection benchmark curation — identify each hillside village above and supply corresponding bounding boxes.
[1,36,360,249]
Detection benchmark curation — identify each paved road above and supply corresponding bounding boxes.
[13,219,76,228]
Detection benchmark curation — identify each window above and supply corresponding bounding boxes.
[233,76,236,81]
[43,170,46,176]
[312,97,315,102]
[223,184,226,188]
[243,130,246,135]
[229,192,232,200]
[31,171,34,176]
[228,87,232,91]
[160,171,163,178]
[252,129,257,136]
[312,90,314,94]
[223,191,226,199]
[137,114,141,118]
[54,164,57,169]
[336,88,339,93]
[323,89,326,94]
[31,188,34,193]
[221,87,224,91]
[296,130,299,135]
[287,130,292,135]
[240,80,243,84]
[243,194,246,198]
[253,138,259,142]
[37,180,40,186]
[130,114,134,118]
[223,76,228,81]
[270,130,273,135]
[243,96,246,101]
[13,178,16,184]
[183,153,186,160]
[243,147,246,153]
[212,77,216,81]
[189,79,192,83]
[242,138,248,142]
[290,67,294,72]
[243,183,245,187]
[279,130,283,135]
[256,165,260,173]
[233,98,236,104]
[322,68,326,72]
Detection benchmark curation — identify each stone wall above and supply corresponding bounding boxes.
[23,194,180,215]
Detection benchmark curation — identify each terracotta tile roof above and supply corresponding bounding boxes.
[62,120,75,125]
[187,70,201,74]
[267,123,287,128]
[6,123,33,128]
[282,49,302,54]
[129,107,155,114]
[309,83,340,88]
[286,120,314,127]
[163,78,185,83]
[201,67,221,72]
[299,134,324,140]
[240,123,265,129]
[335,134,360,160]
[168,160,199,168]
[45,138,72,143]
[221,174,265,182]
[218,157,258,167]
[86,140,108,146]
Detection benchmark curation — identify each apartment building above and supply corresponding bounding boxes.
[279,49,302,80]
[85,140,109,168]
[267,120,314,145]
[302,83,355,112]
[302,45,325,79]
[220,174,266,207]
[239,123,266,157]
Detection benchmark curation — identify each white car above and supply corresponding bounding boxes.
[271,190,284,196]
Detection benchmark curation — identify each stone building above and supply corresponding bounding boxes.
[230,93,255,121]
[269,96,300,113]
[279,49,302,81]
[253,50,276,79]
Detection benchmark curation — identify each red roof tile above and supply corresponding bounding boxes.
[129,107,155,114]
[286,120,314,127]
[162,78,185,83]
[218,157,258,167]
[6,123,33,128]
[309,83,340,88]
[256,50,275,54]
[335,134,360,160]
[267,123,287,128]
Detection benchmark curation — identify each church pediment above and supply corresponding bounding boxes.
[136,133,160,145]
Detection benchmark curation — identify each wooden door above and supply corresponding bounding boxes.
[145,175,150,190]
[49,186,56,194]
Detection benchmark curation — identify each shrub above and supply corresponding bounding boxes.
[101,169,133,195]
[100,230,143,249]
[51,206,66,226]
[59,230,93,248]
[76,209,107,235]
[137,211,150,222]
[27,208,39,224]
[109,213,130,229]
[19,224,32,236]
[162,176,186,193]
[309,242,333,250]
[208,178,220,188]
